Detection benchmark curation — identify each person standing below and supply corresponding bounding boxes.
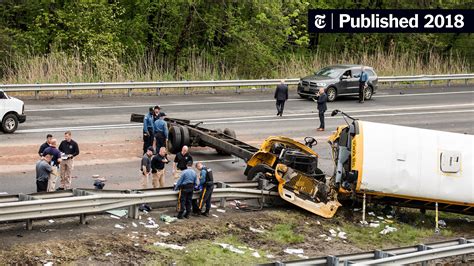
[357,66,369,103]
[151,147,169,188]
[58,131,80,190]
[36,154,52,192]
[174,161,197,219]
[173,145,193,181]
[313,87,327,131]
[38,134,53,157]
[196,162,214,216]
[143,107,155,154]
[153,105,161,121]
[274,79,289,116]
[43,138,62,191]
[153,112,168,154]
[140,147,154,188]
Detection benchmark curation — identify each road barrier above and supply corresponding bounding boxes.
[0,182,278,230]
[262,238,474,265]
[1,74,473,99]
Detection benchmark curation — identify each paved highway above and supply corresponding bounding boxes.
[0,86,473,194]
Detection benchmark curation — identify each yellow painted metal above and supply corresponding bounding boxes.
[274,164,341,218]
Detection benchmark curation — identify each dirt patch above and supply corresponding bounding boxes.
[1,203,472,264]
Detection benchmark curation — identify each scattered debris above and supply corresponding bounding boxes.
[377,216,385,220]
[353,208,361,212]
[319,234,327,238]
[211,204,218,209]
[156,231,171,237]
[154,242,186,250]
[369,222,380,228]
[297,254,309,259]
[266,254,275,259]
[212,214,219,218]
[316,220,321,225]
[48,219,55,224]
[380,225,397,235]
[252,251,261,258]
[134,243,140,247]
[325,237,332,242]
[215,243,245,254]
[368,212,375,216]
[337,231,347,240]
[438,220,447,228]
[284,248,304,255]
[216,209,226,213]
[329,229,337,237]
[105,252,112,257]
[360,220,368,225]
[132,222,138,228]
[160,215,178,223]
[46,250,52,256]
[114,224,125,230]
[107,209,128,218]
[110,215,121,220]
[249,227,265,233]
[144,218,159,229]
[386,215,393,219]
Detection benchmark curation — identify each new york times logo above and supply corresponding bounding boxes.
[308,10,473,33]
[314,14,326,29]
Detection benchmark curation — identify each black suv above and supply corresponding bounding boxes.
[297,64,378,102]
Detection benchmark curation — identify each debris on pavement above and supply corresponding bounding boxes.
[266,254,275,259]
[212,214,219,218]
[319,234,327,238]
[47,219,55,224]
[44,262,53,266]
[132,222,138,228]
[144,217,159,229]
[105,252,112,257]
[325,237,332,242]
[380,225,397,235]
[46,250,52,256]
[154,242,185,250]
[329,229,337,237]
[252,251,261,258]
[284,248,304,255]
[211,204,218,208]
[249,227,265,233]
[160,215,178,223]
[216,209,226,213]
[215,243,245,254]
[297,254,309,259]
[110,215,121,220]
[156,231,171,237]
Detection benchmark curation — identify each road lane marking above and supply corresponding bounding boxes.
[191,103,474,122]
[26,90,474,112]
[202,109,474,125]
[14,108,474,134]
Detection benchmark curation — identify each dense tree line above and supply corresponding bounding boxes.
[0,0,472,80]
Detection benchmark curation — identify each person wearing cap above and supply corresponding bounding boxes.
[140,147,154,188]
[153,112,168,154]
[153,105,161,121]
[174,160,197,219]
[143,107,155,154]
[38,134,53,157]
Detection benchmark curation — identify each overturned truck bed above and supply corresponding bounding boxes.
[131,114,341,218]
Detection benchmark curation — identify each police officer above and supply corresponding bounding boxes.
[151,147,169,188]
[153,112,168,154]
[38,134,53,157]
[196,162,214,216]
[174,160,197,219]
[356,66,369,103]
[143,107,155,154]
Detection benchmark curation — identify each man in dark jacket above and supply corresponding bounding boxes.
[313,88,328,131]
[274,80,289,116]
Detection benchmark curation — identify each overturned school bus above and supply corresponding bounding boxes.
[328,110,474,215]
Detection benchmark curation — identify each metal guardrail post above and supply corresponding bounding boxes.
[327,255,339,266]
[98,89,103,98]
[80,214,86,225]
[459,238,468,263]
[236,86,241,94]
[465,79,469,86]
[156,87,161,96]
[211,86,215,94]
[184,87,188,95]
[390,81,394,88]
[447,79,451,87]
[129,204,139,219]
[35,90,39,100]
[128,88,132,97]
[429,80,433,87]
[67,89,72,99]
[417,244,429,266]
[217,182,228,208]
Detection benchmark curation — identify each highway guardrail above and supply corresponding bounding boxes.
[1,73,473,99]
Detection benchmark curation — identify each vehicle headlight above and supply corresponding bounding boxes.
[316,83,327,87]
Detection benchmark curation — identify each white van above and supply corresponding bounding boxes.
[0,89,26,133]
